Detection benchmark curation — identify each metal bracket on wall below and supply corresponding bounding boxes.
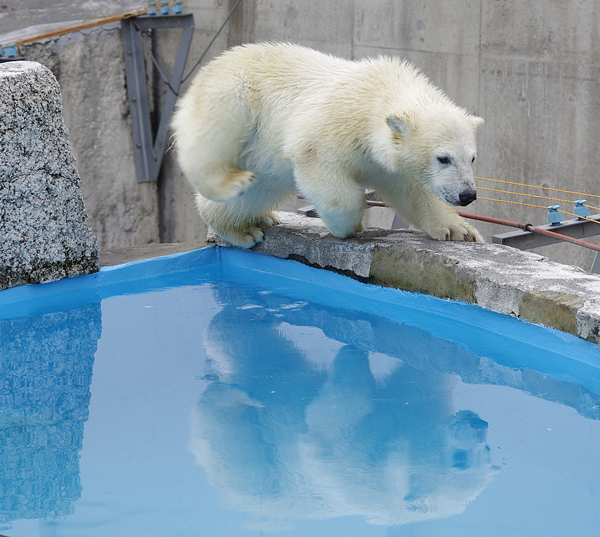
[121,14,194,183]
[493,214,600,274]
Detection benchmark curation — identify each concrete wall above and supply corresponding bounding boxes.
[14,24,161,251]
[6,1,599,270]
[160,0,600,271]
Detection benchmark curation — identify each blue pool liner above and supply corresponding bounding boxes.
[1,245,599,393]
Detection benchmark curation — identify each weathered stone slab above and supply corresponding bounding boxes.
[0,61,98,290]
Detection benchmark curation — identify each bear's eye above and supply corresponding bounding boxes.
[437,156,451,165]
[471,156,476,164]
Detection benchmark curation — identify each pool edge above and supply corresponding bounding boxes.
[226,212,600,346]
[4,209,600,347]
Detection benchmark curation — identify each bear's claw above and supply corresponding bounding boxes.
[430,222,483,242]
[256,213,280,228]
[445,223,483,242]
[214,213,280,248]
[222,226,264,248]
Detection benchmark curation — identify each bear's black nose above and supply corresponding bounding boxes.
[459,190,477,206]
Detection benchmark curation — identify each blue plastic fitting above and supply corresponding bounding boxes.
[147,2,157,15]
[0,46,3,57]
[547,205,563,226]
[5,44,16,58]
[173,0,183,14]
[574,200,590,220]
[159,1,170,15]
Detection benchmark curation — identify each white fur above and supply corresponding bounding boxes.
[172,42,484,247]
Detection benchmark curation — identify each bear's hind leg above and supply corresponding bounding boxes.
[195,188,285,248]
[204,166,256,202]
[174,84,256,202]
[179,148,257,203]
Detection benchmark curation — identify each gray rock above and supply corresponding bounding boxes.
[0,61,98,290]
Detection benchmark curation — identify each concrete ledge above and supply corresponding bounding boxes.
[99,242,208,267]
[209,212,600,345]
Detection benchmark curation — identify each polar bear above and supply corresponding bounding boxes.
[172,42,484,247]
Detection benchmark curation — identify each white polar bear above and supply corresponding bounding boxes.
[172,42,484,248]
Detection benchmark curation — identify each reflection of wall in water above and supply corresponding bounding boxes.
[0,303,101,524]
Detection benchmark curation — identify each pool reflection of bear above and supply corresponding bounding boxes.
[191,289,498,526]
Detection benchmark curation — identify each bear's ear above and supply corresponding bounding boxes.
[386,115,415,138]
[469,115,485,130]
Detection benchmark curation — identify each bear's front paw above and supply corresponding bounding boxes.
[429,222,484,242]
[461,223,484,242]
[218,225,265,248]
[256,212,279,229]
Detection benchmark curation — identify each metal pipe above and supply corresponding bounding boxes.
[455,211,530,231]
[458,211,600,254]
[12,7,148,46]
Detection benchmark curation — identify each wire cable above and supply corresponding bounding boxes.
[476,176,600,200]
[180,0,243,85]
[132,19,179,96]
[478,186,600,212]
[478,197,600,226]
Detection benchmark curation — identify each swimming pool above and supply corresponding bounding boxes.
[1,246,599,536]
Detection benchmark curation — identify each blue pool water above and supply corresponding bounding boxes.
[1,246,599,536]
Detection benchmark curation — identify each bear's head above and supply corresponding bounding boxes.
[379,107,484,207]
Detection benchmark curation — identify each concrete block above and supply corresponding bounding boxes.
[481,0,600,64]
[251,0,354,52]
[0,61,98,290]
[213,212,600,345]
[519,291,584,337]
[209,214,376,278]
[354,0,481,56]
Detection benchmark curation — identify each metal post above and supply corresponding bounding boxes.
[121,14,194,183]
[122,18,155,183]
